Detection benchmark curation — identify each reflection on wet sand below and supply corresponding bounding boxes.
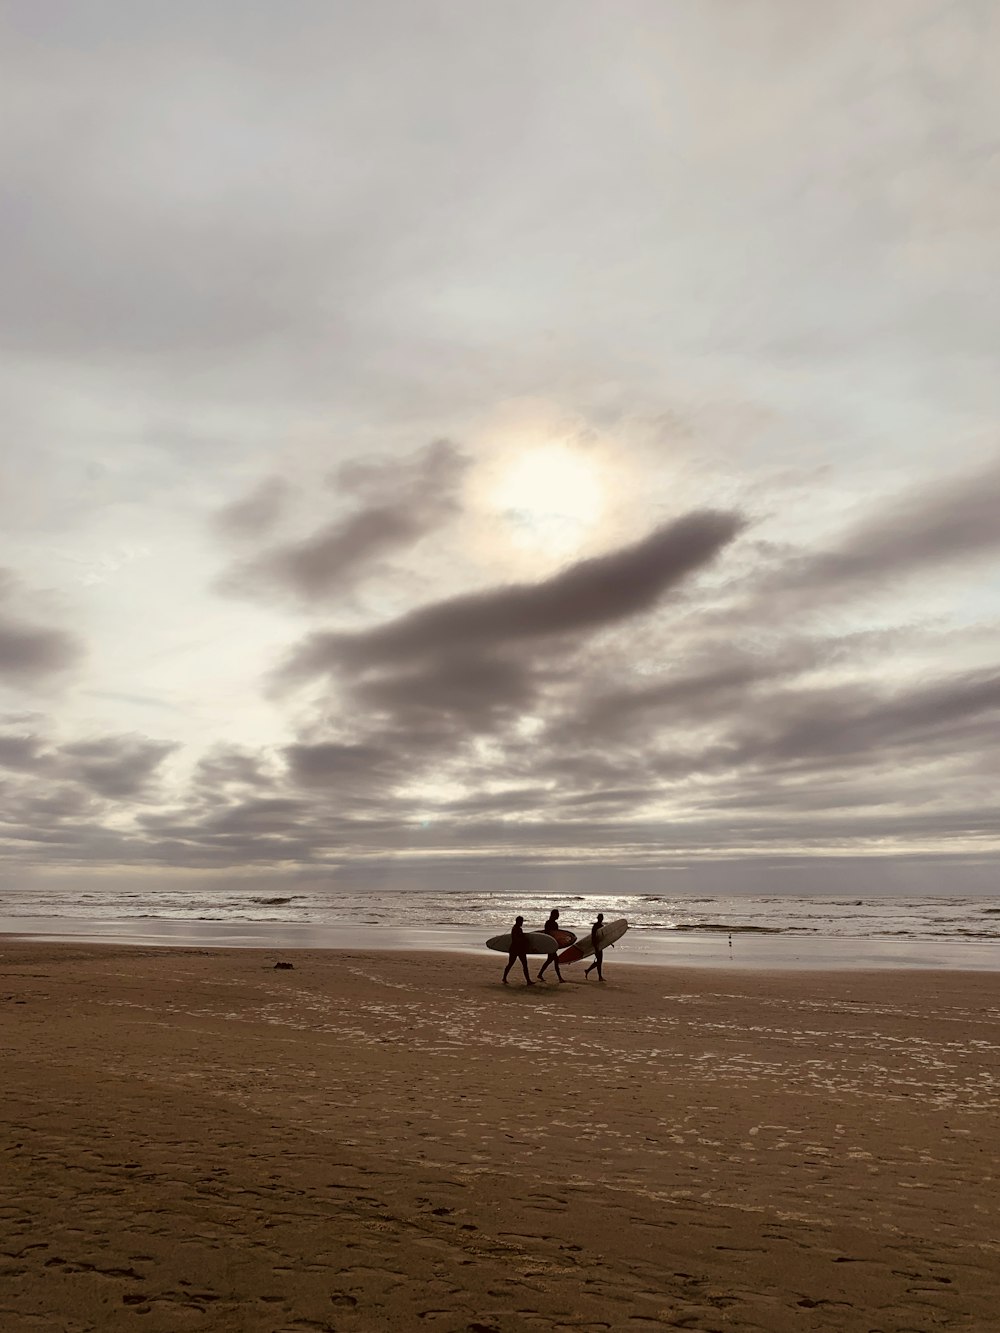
[3,914,1000,970]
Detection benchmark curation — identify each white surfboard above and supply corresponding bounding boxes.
[557,918,628,964]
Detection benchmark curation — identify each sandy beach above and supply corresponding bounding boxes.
[3,943,999,1332]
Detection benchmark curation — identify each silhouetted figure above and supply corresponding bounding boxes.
[585,912,606,981]
[502,916,534,986]
[537,908,566,983]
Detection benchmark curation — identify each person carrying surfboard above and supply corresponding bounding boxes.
[585,912,606,981]
[502,916,535,986]
[537,909,567,983]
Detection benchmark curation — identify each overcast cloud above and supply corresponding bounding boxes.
[1,1,998,895]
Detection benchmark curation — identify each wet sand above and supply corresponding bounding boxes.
[6,914,1000,970]
[2,942,999,1332]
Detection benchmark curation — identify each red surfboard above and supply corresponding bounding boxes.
[535,927,577,948]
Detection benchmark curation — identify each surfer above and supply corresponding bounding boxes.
[584,912,606,981]
[537,908,567,983]
[502,916,535,986]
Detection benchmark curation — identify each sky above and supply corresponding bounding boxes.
[1,0,999,898]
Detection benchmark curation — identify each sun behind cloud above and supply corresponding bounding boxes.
[477,440,609,558]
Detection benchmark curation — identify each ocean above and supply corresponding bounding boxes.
[2,886,999,970]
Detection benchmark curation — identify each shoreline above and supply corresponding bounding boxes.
[3,911,1000,970]
[3,938,1000,988]
[6,939,1000,999]
[4,941,999,1332]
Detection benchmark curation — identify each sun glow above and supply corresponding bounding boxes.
[487,442,606,555]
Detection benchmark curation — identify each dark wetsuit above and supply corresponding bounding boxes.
[502,920,533,985]
[537,913,565,982]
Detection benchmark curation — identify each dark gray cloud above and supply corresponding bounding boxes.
[0,724,190,877]
[283,741,398,793]
[279,508,745,684]
[0,781,98,844]
[329,438,466,504]
[528,660,1000,808]
[820,454,1000,583]
[0,731,47,771]
[214,476,289,539]
[719,666,1000,774]
[266,510,747,808]
[0,570,83,683]
[0,727,181,866]
[218,440,467,603]
[353,653,540,731]
[274,653,553,801]
[560,659,775,746]
[545,626,913,748]
[192,745,274,791]
[195,796,310,837]
[760,454,1000,603]
[57,736,178,800]
[132,781,404,866]
[0,619,81,681]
